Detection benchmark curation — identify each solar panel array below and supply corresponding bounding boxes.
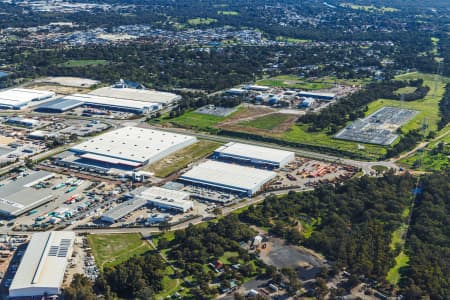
[47,238,72,258]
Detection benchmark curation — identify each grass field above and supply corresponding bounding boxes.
[60,59,108,67]
[394,86,417,95]
[143,140,222,177]
[257,75,333,90]
[238,113,291,130]
[217,10,239,15]
[87,233,153,269]
[275,36,311,44]
[168,111,225,129]
[387,251,409,285]
[187,18,217,25]
[367,72,450,133]
[400,131,450,171]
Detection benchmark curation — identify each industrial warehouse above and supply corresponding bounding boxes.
[0,171,55,217]
[34,86,180,114]
[67,126,197,170]
[180,160,277,196]
[89,86,181,106]
[213,142,295,168]
[0,88,55,109]
[101,186,192,223]
[9,231,75,298]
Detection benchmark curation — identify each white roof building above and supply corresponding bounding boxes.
[0,88,55,109]
[62,94,162,114]
[214,142,295,168]
[70,126,197,169]
[180,160,277,196]
[137,186,193,212]
[9,231,75,298]
[89,87,181,105]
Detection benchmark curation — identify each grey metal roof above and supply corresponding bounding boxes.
[35,98,83,112]
[0,171,55,216]
[101,198,147,222]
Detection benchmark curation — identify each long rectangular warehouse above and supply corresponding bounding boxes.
[89,87,181,105]
[0,88,55,109]
[70,126,197,169]
[213,142,295,168]
[60,94,162,114]
[180,160,277,196]
[0,171,55,217]
[9,231,75,298]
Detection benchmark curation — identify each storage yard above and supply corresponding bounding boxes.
[334,106,418,145]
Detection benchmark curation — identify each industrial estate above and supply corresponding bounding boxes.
[0,0,448,299]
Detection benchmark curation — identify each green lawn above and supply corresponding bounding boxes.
[87,233,153,269]
[238,113,291,130]
[155,266,181,300]
[169,111,225,129]
[143,140,222,177]
[60,59,108,67]
[386,251,409,285]
[219,251,239,264]
[187,18,217,25]
[217,10,239,15]
[394,86,417,95]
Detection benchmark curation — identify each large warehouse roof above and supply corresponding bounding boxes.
[0,171,55,216]
[89,87,181,105]
[180,160,276,196]
[9,231,75,298]
[34,98,83,113]
[0,88,55,109]
[70,126,197,167]
[62,94,162,113]
[214,142,295,168]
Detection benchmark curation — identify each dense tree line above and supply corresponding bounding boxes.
[385,130,422,158]
[401,172,450,299]
[240,173,416,281]
[94,253,165,299]
[438,83,450,130]
[62,274,96,300]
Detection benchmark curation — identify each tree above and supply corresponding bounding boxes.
[62,274,96,300]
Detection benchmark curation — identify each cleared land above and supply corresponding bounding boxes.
[60,59,108,68]
[143,140,222,177]
[187,18,217,25]
[257,75,332,90]
[238,113,293,130]
[87,233,153,269]
[275,37,311,44]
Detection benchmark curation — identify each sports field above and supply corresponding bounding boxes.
[87,233,153,269]
[144,140,222,177]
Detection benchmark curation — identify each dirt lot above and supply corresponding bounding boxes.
[24,83,91,95]
[259,237,325,281]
